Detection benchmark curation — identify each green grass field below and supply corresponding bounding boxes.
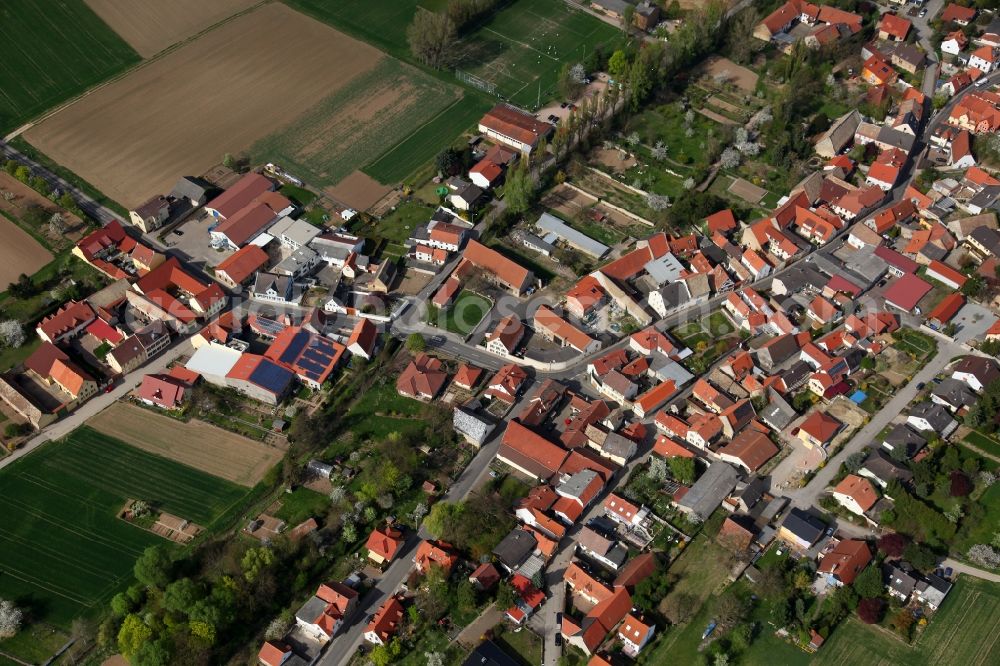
[364,94,492,184]
[336,380,426,444]
[0,0,139,132]
[440,290,492,336]
[252,59,461,188]
[816,577,1000,666]
[0,427,247,627]
[284,0,430,62]
[458,0,621,108]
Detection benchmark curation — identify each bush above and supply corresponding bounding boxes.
[877,532,908,558]
[857,597,884,624]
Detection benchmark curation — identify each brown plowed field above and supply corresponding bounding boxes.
[89,402,283,486]
[84,0,261,57]
[25,3,384,208]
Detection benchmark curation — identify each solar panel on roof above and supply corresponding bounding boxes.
[279,330,310,364]
[249,361,294,393]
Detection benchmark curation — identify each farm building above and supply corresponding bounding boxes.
[535,212,609,259]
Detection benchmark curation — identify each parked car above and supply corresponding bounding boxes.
[945,566,954,578]
[554,633,562,647]
[917,382,926,390]
[173,229,184,236]
[919,8,927,17]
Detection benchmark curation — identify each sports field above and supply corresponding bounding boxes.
[0,428,247,626]
[88,402,283,487]
[455,0,621,108]
[0,0,139,133]
[251,58,461,191]
[815,577,1000,665]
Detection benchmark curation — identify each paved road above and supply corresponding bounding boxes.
[781,339,960,510]
[0,140,124,226]
[910,0,943,98]
[0,337,193,471]
[942,558,1000,583]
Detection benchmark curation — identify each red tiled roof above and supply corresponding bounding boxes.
[347,318,378,356]
[942,3,976,23]
[719,428,778,472]
[366,526,405,562]
[215,244,269,284]
[49,357,92,396]
[453,363,483,389]
[884,273,932,311]
[461,240,532,292]
[799,410,843,444]
[817,538,872,585]
[37,300,96,342]
[928,292,965,324]
[834,474,879,511]
[500,420,569,480]
[415,539,459,573]
[205,172,274,219]
[396,353,448,399]
[365,596,404,643]
[706,209,738,234]
[653,434,695,458]
[878,13,911,40]
[926,260,968,288]
[600,246,653,282]
[480,104,553,147]
[485,314,524,350]
[534,305,594,351]
[213,202,277,247]
[566,275,606,312]
[85,318,124,344]
[470,158,503,184]
[135,257,208,296]
[137,374,186,408]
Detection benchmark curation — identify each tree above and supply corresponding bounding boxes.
[0,321,24,349]
[133,545,172,589]
[968,544,1000,568]
[504,160,534,214]
[857,598,884,624]
[662,592,696,624]
[0,600,22,639]
[961,275,984,299]
[646,193,670,211]
[558,63,583,100]
[117,614,152,657]
[406,333,427,353]
[843,450,867,474]
[407,10,457,69]
[436,148,465,177]
[903,543,937,572]
[951,471,973,497]
[495,581,517,609]
[621,4,635,33]
[241,546,276,583]
[163,578,203,615]
[608,50,629,79]
[13,166,30,183]
[877,532,908,558]
[651,141,668,161]
[720,147,741,169]
[133,640,172,666]
[852,566,883,599]
[570,63,587,84]
[424,500,465,539]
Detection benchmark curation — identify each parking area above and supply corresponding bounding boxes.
[159,211,234,270]
[949,303,997,346]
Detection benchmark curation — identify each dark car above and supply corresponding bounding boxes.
[554,633,563,647]
[556,612,562,625]
[917,382,926,390]
[172,229,184,236]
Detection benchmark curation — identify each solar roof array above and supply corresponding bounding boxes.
[249,360,295,393]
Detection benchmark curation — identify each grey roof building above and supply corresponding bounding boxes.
[492,528,537,572]
[907,402,957,436]
[770,263,827,295]
[881,423,927,458]
[931,378,977,412]
[859,449,913,489]
[649,355,694,386]
[454,402,496,447]
[755,334,801,372]
[779,508,825,549]
[842,246,889,286]
[576,526,628,569]
[170,176,211,205]
[760,389,797,432]
[885,563,917,600]
[535,212,609,258]
[676,462,740,523]
[915,574,952,610]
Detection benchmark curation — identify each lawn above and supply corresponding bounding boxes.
[251,58,462,189]
[495,627,543,666]
[0,427,248,627]
[0,0,140,132]
[284,0,427,62]
[357,200,434,244]
[963,431,1000,459]
[274,487,329,526]
[278,184,318,208]
[364,93,492,185]
[816,577,1000,666]
[458,0,622,109]
[892,327,938,361]
[434,289,492,336]
[628,101,720,170]
[336,379,426,443]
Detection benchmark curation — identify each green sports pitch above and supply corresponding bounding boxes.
[456,0,622,109]
[0,427,247,627]
[0,0,139,133]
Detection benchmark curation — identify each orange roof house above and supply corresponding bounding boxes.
[717,429,779,473]
[396,353,448,400]
[941,3,976,25]
[453,363,483,390]
[706,209,738,235]
[364,596,404,646]
[457,240,533,295]
[534,305,600,353]
[215,244,269,287]
[498,421,569,481]
[478,104,553,153]
[818,539,873,585]
[566,275,606,317]
[833,474,879,515]
[365,526,405,565]
[36,300,96,344]
[414,539,459,574]
[653,434,695,459]
[797,410,843,448]
[862,54,897,86]
[878,13,911,41]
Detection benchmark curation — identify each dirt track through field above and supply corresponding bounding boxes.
[25,3,384,208]
[88,402,283,486]
[85,0,261,57]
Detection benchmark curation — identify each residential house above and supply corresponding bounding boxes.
[137,374,187,410]
[817,539,872,586]
[832,474,879,516]
[618,614,655,657]
[952,355,1000,393]
[907,402,958,438]
[533,305,601,353]
[215,245,269,289]
[797,410,843,449]
[478,104,554,154]
[778,507,826,551]
[366,526,405,566]
[294,582,358,641]
[396,353,448,401]
[717,428,779,473]
[457,240,534,296]
[363,596,404,646]
[485,315,524,356]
